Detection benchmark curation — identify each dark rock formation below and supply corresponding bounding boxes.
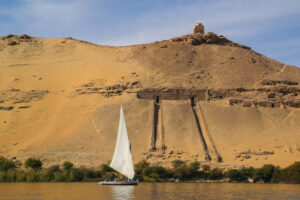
[169,23,251,48]
[0,106,14,111]
[203,32,219,43]
[285,100,300,108]
[19,34,31,40]
[7,41,18,46]
[170,32,250,49]
[261,80,298,86]
[2,34,16,39]
[0,90,49,104]
[268,93,276,98]
[74,80,142,98]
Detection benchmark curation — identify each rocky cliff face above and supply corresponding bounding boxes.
[0,23,299,168]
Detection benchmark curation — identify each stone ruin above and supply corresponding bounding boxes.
[170,22,251,49]
[193,22,205,34]
[135,83,299,162]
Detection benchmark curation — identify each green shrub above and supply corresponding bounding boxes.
[69,168,84,182]
[189,161,201,178]
[94,170,103,178]
[100,164,113,173]
[48,165,60,173]
[189,161,200,172]
[0,156,298,183]
[26,171,40,182]
[142,176,155,182]
[0,172,7,182]
[54,172,68,182]
[172,162,192,180]
[240,167,255,179]
[79,167,101,181]
[134,160,150,180]
[5,170,16,182]
[202,165,210,172]
[39,170,54,182]
[144,165,170,181]
[254,164,280,183]
[172,160,185,169]
[0,157,15,172]
[226,169,244,181]
[24,158,42,170]
[279,162,300,183]
[62,161,73,171]
[134,160,150,181]
[208,168,223,180]
[15,171,26,182]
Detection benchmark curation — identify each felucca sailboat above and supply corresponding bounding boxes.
[98,105,138,185]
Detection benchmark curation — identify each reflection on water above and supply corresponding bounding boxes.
[110,186,134,200]
[0,182,299,200]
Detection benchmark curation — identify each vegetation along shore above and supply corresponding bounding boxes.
[0,157,299,183]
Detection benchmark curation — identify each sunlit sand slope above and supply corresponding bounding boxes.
[0,34,299,168]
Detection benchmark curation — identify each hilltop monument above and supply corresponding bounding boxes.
[193,22,205,34]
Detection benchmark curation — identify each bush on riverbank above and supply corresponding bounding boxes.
[24,158,43,170]
[135,160,300,183]
[0,158,103,182]
[0,157,15,172]
[0,156,299,183]
[277,162,300,183]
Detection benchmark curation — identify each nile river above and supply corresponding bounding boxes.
[0,182,299,200]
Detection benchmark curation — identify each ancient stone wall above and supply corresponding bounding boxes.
[137,86,300,109]
[137,88,207,100]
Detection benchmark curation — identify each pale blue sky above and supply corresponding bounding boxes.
[0,0,299,66]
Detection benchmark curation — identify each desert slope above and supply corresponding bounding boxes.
[0,31,299,168]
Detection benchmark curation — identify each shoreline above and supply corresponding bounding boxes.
[1,157,299,184]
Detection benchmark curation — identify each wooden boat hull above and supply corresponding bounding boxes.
[98,180,138,185]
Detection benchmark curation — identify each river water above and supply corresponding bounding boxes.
[0,182,299,200]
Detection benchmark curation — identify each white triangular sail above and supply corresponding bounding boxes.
[109,105,135,179]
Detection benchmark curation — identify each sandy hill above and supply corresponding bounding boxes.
[0,24,299,169]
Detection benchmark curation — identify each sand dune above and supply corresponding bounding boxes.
[0,32,299,168]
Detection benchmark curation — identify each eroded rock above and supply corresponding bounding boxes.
[74,80,142,98]
[19,34,31,39]
[7,41,18,46]
[203,32,219,43]
[0,106,14,111]
[261,80,298,86]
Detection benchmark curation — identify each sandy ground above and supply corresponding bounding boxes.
[0,35,299,168]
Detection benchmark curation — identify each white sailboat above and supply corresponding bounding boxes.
[98,105,138,185]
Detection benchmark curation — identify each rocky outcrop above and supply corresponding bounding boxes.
[169,23,250,49]
[7,41,18,46]
[18,34,32,42]
[19,34,31,40]
[284,100,300,108]
[74,80,142,98]
[0,106,14,111]
[137,88,207,100]
[261,79,298,86]
[1,34,32,46]
[2,34,16,39]
[0,89,49,105]
[230,99,282,108]
[171,32,250,49]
